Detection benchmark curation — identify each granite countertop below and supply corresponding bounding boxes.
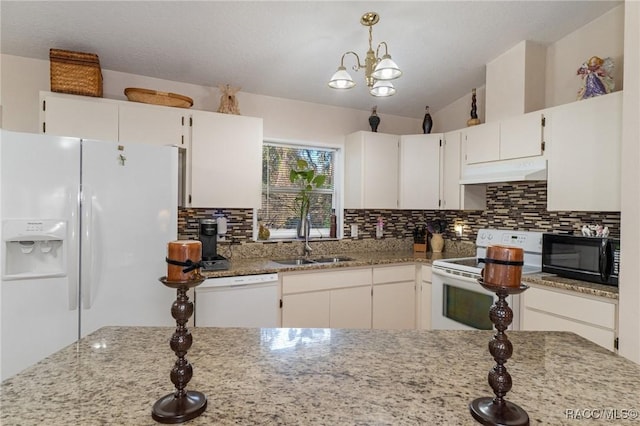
[201,250,618,300]
[523,273,619,300]
[2,326,639,425]
[200,250,462,278]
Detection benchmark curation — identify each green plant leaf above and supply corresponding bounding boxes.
[296,159,308,169]
[313,175,326,187]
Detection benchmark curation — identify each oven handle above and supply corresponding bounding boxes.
[431,266,479,283]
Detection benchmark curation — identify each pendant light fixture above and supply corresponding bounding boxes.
[328,12,402,97]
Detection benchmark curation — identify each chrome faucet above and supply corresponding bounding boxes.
[303,213,312,257]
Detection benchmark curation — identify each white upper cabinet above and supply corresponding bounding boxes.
[40,92,118,141]
[462,122,500,164]
[499,111,545,160]
[546,92,622,211]
[189,110,263,209]
[118,102,188,148]
[443,131,486,210]
[344,131,399,209]
[441,131,462,209]
[398,134,441,209]
[463,113,544,165]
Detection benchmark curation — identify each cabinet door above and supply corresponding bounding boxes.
[463,122,500,164]
[118,103,187,148]
[441,131,461,209]
[330,286,372,329]
[419,266,432,330]
[344,131,399,209]
[398,134,441,209]
[190,110,263,208]
[499,111,544,160]
[372,282,416,330]
[282,292,330,328]
[41,93,118,141]
[547,92,622,211]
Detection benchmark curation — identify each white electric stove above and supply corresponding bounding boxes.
[431,229,543,331]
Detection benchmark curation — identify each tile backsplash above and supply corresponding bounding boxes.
[179,181,621,253]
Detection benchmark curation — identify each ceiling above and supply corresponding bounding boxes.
[0,1,621,119]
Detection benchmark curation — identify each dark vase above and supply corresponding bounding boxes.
[422,106,433,134]
[369,106,380,132]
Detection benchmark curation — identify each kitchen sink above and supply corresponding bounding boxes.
[313,256,354,263]
[272,258,316,266]
[272,256,355,266]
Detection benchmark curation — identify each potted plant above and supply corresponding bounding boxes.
[289,159,326,238]
[427,218,448,253]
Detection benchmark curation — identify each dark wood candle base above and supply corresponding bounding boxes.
[153,277,207,424]
[469,280,530,426]
[470,397,529,426]
[152,390,207,424]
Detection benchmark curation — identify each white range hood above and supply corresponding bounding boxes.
[460,157,547,185]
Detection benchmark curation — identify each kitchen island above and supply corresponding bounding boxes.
[2,327,639,425]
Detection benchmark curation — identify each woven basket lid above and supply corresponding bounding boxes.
[124,87,193,108]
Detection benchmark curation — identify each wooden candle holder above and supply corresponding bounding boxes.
[469,280,529,426]
[152,277,207,424]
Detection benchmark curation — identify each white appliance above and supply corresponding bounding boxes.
[194,274,279,327]
[431,229,543,331]
[1,130,178,380]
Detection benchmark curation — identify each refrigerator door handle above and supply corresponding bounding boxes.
[81,187,94,309]
[68,195,79,310]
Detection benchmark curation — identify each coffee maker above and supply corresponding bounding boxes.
[198,218,229,271]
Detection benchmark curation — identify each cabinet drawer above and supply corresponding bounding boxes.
[525,286,616,329]
[373,265,416,284]
[523,308,615,351]
[282,268,372,294]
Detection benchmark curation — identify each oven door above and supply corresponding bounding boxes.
[431,266,520,331]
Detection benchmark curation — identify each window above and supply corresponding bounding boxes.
[257,142,338,240]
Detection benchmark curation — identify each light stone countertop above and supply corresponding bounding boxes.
[2,326,639,425]
[201,250,618,300]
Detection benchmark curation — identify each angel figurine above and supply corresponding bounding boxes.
[577,56,614,100]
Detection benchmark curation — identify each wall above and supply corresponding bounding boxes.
[619,0,640,363]
[545,4,625,108]
[432,4,625,131]
[0,54,420,144]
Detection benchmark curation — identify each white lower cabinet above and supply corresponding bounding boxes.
[282,291,331,328]
[330,286,372,329]
[372,265,416,329]
[281,268,372,329]
[521,284,617,351]
[418,265,432,330]
[281,264,417,330]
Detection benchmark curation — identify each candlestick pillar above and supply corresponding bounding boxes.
[469,281,530,426]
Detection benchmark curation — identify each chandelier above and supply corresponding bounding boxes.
[328,12,402,97]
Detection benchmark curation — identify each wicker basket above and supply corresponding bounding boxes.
[124,88,193,108]
[50,48,103,97]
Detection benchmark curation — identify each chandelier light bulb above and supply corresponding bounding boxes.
[371,54,402,81]
[328,66,356,89]
[370,80,396,97]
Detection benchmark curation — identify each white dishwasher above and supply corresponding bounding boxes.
[194,273,280,327]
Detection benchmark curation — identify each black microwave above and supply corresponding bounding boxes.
[542,233,619,286]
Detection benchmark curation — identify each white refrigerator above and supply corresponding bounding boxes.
[1,130,178,380]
